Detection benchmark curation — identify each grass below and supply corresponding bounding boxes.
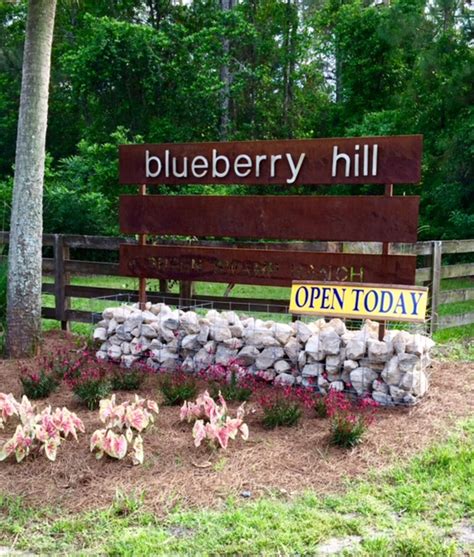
[0,419,472,555]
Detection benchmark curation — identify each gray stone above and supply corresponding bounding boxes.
[343,359,359,373]
[284,338,301,363]
[372,392,393,406]
[295,321,312,343]
[121,342,131,355]
[194,348,215,370]
[403,393,417,405]
[274,360,291,374]
[142,310,158,324]
[161,311,180,330]
[329,380,344,392]
[244,330,279,349]
[367,339,393,363]
[180,311,200,334]
[221,310,240,325]
[109,335,122,346]
[305,335,324,361]
[400,369,428,396]
[398,353,421,374]
[237,345,260,366]
[389,385,406,402]
[273,323,293,345]
[215,344,238,365]
[372,378,389,393]
[107,345,122,362]
[181,355,195,373]
[121,355,139,368]
[381,356,402,386]
[124,314,143,334]
[297,350,307,369]
[326,354,342,373]
[115,324,132,342]
[320,329,341,356]
[181,334,200,351]
[197,324,210,344]
[222,337,244,350]
[229,323,244,338]
[350,367,378,395]
[317,375,330,394]
[96,350,107,361]
[93,327,107,341]
[345,339,366,360]
[406,333,435,356]
[141,324,158,338]
[255,347,285,370]
[392,330,412,354]
[274,373,296,386]
[327,318,347,336]
[107,318,118,335]
[130,326,141,337]
[159,323,176,343]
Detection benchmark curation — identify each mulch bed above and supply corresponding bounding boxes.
[0,331,473,515]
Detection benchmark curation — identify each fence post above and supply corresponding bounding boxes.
[54,234,70,331]
[179,281,194,307]
[429,240,442,334]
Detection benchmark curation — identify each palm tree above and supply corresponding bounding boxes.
[7,0,57,357]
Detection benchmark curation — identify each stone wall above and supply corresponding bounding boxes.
[94,303,434,405]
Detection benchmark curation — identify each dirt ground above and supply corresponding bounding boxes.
[0,331,472,515]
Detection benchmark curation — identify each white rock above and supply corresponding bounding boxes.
[121,342,131,355]
[142,310,158,324]
[196,324,210,344]
[400,369,429,396]
[297,350,306,369]
[229,323,244,338]
[159,323,175,343]
[255,347,284,370]
[109,335,122,346]
[215,345,238,365]
[107,345,122,362]
[392,330,412,354]
[194,348,214,370]
[96,350,107,361]
[274,360,291,374]
[320,329,341,356]
[326,354,342,373]
[329,380,344,392]
[113,307,130,323]
[115,324,132,341]
[131,326,141,337]
[161,311,180,330]
[121,355,139,368]
[274,373,295,386]
[372,378,389,393]
[284,338,300,363]
[141,324,158,338]
[406,334,435,356]
[343,359,359,373]
[181,334,200,351]
[107,318,118,335]
[398,353,421,374]
[389,385,406,402]
[93,327,107,341]
[345,339,366,360]
[273,323,293,345]
[305,335,324,361]
[381,356,402,385]
[317,375,330,394]
[244,330,280,349]
[181,355,195,373]
[328,318,347,336]
[181,311,200,334]
[372,392,393,405]
[295,321,312,343]
[102,308,114,320]
[367,339,393,363]
[237,345,260,366]
[221,311,240,325]
[350,367,378,395]
[223,337,244,350]
[124,314,143,334]
[210,323,232,342]
[302,363,324,377]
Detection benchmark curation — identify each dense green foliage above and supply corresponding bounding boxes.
[0,0,472,238]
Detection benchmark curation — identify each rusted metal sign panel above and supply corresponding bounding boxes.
[119,244,417,286]
[119,135,422,185]
[119,195,420,242]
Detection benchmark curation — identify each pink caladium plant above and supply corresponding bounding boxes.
[0,394,85,463]
[0,393,19,429]
[181,391,249,450]
[90,394,159,465]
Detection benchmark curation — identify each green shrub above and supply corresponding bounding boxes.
[20,370,58,400]
[73,378,112,410]
[160,373,198,406]
[111,368,143,391]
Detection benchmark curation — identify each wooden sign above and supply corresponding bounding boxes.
[119,135,422,185]
[290,281,428,322]
[119,195,420,243]
[119,244,417,287]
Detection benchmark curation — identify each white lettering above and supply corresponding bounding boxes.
[212,149,230,178]
[286,153,306,184]
[191,156,208,178]
[234,154,252,177]
[372,144,378,176]
[172,156,188,178]
[332,146,350,178]
[270,154,282,177]
[145,150,161,178]
[255,155,267,177]
[363,144,369,176]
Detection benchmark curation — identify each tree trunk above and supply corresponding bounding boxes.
[7,0,57,358]
[220,0,235,140]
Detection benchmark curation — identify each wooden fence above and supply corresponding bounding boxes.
[0,232,473,333]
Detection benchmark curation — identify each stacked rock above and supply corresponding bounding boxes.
[94,303,434,405]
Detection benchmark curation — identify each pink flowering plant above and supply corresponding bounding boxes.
[201,360,257,402]
[0,393,84,462]
[258,385,314,429]
[180,390,249,450]
[20,368,58,400]
[90,394,159,465]
[325,390,378,448]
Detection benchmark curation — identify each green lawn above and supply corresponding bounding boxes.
[0,419,472,556]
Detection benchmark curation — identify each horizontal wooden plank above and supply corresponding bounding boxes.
[438,312,474,329]
[438,239,474,254]
[119,136,422,185]
[64,260,121,276]
[41,307,56,319]
[119,244,417,286]
[440,263,474,279]
[42,283,55,294]
[120,195,420,243]
[439,288,474,305]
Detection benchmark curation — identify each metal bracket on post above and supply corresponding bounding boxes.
[430,240,442,334]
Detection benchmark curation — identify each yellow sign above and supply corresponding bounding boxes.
[290,281,428,322]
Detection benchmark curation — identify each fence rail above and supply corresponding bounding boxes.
[1,233,473,333]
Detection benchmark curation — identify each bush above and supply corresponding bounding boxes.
[20,370,58,400]
[314,395,328,418]
[258,385,315,429]
[111,368,143,391]
[326,390,378,448]
[203,361,255,402]
[160,372,198,406]
[72,377,112,410]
